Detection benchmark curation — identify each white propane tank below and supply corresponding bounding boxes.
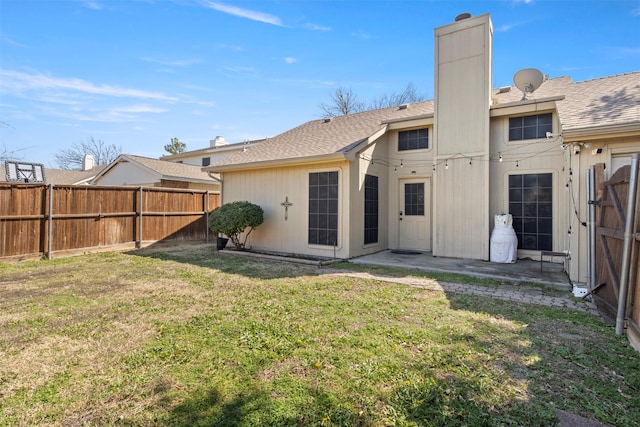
[490,214,518,263]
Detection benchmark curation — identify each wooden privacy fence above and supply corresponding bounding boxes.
[0,183,220,260]
[593,161,640,350]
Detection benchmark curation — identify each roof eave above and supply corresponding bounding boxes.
[161,175,220,185]
[490,95,566,111]
[562,121,640,141]
[205,152,349,173]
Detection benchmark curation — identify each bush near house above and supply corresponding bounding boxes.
[208,201,264,249]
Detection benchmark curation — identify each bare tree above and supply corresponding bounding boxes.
[367,82,426,110]
[319,83,427,118]
[55,137,122,170]
[1,121,20,163]
[319,86,366,118]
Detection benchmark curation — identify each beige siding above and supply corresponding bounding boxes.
[433,14,492,259]
[221,161,350,258]
[94,162,157,186]
[384,128,434,251]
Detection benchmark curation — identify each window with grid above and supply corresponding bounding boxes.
[308,171,338,246]
[364,174,378,244]
[404,183,425,216]
[508,173,552,250]
[398,128,429,151]
[508,113,552,141]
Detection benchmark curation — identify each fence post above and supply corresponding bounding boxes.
[617,154,640,334]
[205,190,210,243]
[137,187,143,249]
[47,184,53,260]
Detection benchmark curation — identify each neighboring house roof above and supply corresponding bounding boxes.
[0,163,106,185]
[43,165,107,185]
[207,72,640,172]
[92,154,219,185]
[209,101,435,171]
[160,139,266,162]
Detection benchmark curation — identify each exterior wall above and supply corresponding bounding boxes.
[488,110,568,266]
[94,162,157,186]
[221,160,351,258]
[433,14,492,259]
[567,135,640,284]
[384,125,435,251]
[351,136,391,257]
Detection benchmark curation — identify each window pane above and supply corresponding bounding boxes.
[509,113,553,141]
[398,128,429,151]
[364,175,379,244]
[508,173,553,250]
[309,171,339,246]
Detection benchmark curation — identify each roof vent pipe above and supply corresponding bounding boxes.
[455,12,472,22]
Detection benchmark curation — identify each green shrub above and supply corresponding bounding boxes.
[208,201,264,249]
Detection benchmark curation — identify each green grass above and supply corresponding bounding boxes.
[1,243,638,426]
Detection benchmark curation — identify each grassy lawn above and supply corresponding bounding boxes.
[1,244,639,426]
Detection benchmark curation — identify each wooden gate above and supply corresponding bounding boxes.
[594,162,640,349]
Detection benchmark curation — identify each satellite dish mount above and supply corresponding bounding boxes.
[513,68,544,100]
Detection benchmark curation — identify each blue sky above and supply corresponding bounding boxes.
[1,0,639,168]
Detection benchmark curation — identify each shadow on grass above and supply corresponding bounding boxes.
[127,241,321,280]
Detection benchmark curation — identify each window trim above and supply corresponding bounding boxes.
[508,172,553,251]
[364,174,379,245]
[397,127,430,152]
[507,113,553,142]
[307,169,340,248]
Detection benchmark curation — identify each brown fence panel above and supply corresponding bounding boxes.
[594,162,640,350]
[0,184,221,260]
[0,184,47,257]
[594,165,629,322]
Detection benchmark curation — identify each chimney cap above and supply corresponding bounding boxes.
[454,12,472,22]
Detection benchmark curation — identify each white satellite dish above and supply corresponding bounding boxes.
[513,68,544,100]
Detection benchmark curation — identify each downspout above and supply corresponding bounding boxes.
[616,153,639,335]
[587,166,596,290]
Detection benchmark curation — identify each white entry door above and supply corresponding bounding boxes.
[398,178,431,251]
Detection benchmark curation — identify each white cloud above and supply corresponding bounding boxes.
[111,104,168,113]
[351,30,372,40]
[200,1,282,26]
[140,57,202,67]
[83,1,103,10]
[0,69,178,101]
[284,57,297,64]
[306,23,332,31]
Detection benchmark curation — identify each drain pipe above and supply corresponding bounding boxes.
[587,167,596,291]
[616,153,639,335]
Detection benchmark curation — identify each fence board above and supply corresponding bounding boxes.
[594,162,640,351]
[0,183,220,259]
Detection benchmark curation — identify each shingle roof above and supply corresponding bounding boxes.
[210,101,435,169]
[100,154,218,183]
[209,73,638,171]
[556,72,640,131]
